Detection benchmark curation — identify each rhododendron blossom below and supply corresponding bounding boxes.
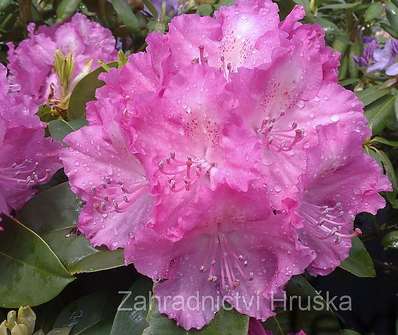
[7,13,116,108]
[61,0,390,330]
[0,65,60,218]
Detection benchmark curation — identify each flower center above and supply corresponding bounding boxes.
[92,175,147,216]
[157,152,215,192]
[199,231,253,292]
[257,114,304,151]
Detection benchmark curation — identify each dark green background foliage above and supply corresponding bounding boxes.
[1,1,398,334]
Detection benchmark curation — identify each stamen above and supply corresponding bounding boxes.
[92,176,147,215]
[258,117,304,151]
[299,201,359,244]
[199,231,254,292]
[157,152,214,192]
[0,159,50,188]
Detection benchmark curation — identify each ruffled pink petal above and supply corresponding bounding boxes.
[281,13,340,82]
[215,0,280,70]
[127,187,314,330]
[297,121,390,275]
[280,5,305,33]
[0,127,60,213]
[61,124,153,249]
[158,14,221,69]
[131,63,262,194]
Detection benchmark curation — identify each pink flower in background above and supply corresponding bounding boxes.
[60,0,391,331]
[7,13,116,105]
[0,65,60,217]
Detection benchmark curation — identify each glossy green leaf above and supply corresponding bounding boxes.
[48,118,87,141]
[310,16,339,34]
[67,63,116,120]
[46,328,72,335]
[356,87,390,107]
[380,23,398,39]
[320,2,360,10]
[144,300,249,335]
[110,278,153,335]
[382,231,398,250]
[79,321,112,335]
[370,136,398,148]
[264,276,340,334]
[0,217,74,308]
[56,0,81,22]
[340,78,359,87]
[0,0,13,11]
[339,53,349,81]
[53,292,116,335]
[341,330,361,335]
[340,237,376,278]
[364,2,384,22]
[365,95,396,134]
[197,4,213,16]
[387,3,398,32]
[142,0,158,18]
[111,0,141,34]
[17,183,124,275]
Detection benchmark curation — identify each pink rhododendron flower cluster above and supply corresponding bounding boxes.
[61,0,391,330]
[7,13,117,106]
[1,13,116,220]
[0,64,60,218]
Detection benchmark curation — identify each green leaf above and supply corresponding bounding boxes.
[370,136,398,148]
[111,0,142,34]
[144,300,249,335]
[365,95,396,134]
[364,2,384,22]
[265,276,340,334]
[17,183,124,275]
[340,330,361,335]
[67,63,116,120]
[48,119,87,141]
[142,0,158,18]
[382,231,398,250]
[356,87,390,107]
[110,278,153,335]
[380,23,398,39]
[340,78,359,87]
[387,3,398,32]
[197,4,214,16]
[340,237,376,278]
[56,0,81,22]
[79,321,112,335]
[311,17,339,34]
[53,292,117,335]
[320,2,360,10]
[0,0,13,11]
[0,217,74,308]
